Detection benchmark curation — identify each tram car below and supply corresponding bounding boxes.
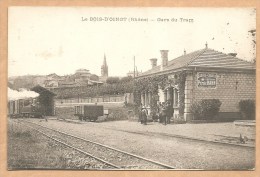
[8,98,43,118]
[20,103,43,118]
[8,99,24,118]
[8,86,56,118]
[74,104,104,121]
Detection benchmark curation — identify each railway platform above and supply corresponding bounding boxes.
[20,118,255,169]
[48,117,255,148]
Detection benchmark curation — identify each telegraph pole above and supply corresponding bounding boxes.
[133,56,136,105]
[133,56,136,78]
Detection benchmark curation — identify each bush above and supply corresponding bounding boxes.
[120,76,133,83]
[55,106,75,120]
[106,107,129,121]
[190,99,222,120]
[239,99,255,120]
[190,102,203,119]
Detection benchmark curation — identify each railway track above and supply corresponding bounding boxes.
[11,120,119,169]
[19,119,176,170]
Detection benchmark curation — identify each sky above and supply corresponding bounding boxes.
[8,7,256,77]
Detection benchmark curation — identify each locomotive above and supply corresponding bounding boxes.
[8,86,56,118]
[8,98,44,118]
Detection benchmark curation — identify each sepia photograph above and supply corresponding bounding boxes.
[7,7,256,171]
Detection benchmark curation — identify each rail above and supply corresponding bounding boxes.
[23,119,176,169]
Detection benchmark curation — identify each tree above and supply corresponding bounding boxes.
[90,74,99,81]
[13,76,35,90]
[120,76,133,83]
[248,28,256,63]
[106,77,120,84]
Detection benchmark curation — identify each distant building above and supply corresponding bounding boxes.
[44,73,65,88]
[44,80,59,88]
[44,68,103,89]
[100,54,109,82]
[75,69,91,78]
[46,73,61,80]
[127,70,142,78]
[33,76,46,87]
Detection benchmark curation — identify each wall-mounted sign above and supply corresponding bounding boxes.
[197,72,217,88]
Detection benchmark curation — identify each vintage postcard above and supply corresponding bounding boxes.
[3,5,258,176]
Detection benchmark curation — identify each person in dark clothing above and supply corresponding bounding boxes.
[165,101,173,124]
[140,108,143,124]
[138,104,143,123]
[161,102,167,125]
[141,107,148,125]
[157,102,162,123]
[137,103,143,123]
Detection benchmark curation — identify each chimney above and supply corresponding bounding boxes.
[160,50,169,70]
[205,42,208,49]
[150,58,157,68]
[184,49,186,55]
[228,53,237,57]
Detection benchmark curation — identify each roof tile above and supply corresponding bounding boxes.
[139,48,255,77]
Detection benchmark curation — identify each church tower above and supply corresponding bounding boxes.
[101,54,108,78]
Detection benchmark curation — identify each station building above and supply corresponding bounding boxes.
[136,44,255,121]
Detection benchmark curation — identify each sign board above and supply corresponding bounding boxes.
[197,72,217,88]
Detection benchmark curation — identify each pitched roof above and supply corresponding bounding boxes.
[139,48,255,77]
[188,49,255,69]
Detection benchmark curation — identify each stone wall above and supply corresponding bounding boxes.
[184,72,193,121]
[56,94,125,104]
[193,71,255,113]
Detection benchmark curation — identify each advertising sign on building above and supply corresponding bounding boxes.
[197,72,217,88]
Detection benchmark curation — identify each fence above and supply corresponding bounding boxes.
[55,93,134,105]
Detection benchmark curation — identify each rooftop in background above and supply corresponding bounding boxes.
[75,69,90,74]
[127,70,142,77]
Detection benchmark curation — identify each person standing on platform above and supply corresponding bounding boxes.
[138,103,143,123]
[141,107,148,125]
[161,102,167,125]
[166,101,173,124]
[157,102,161,122]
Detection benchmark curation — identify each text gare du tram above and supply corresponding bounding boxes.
[81,17,194,23]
